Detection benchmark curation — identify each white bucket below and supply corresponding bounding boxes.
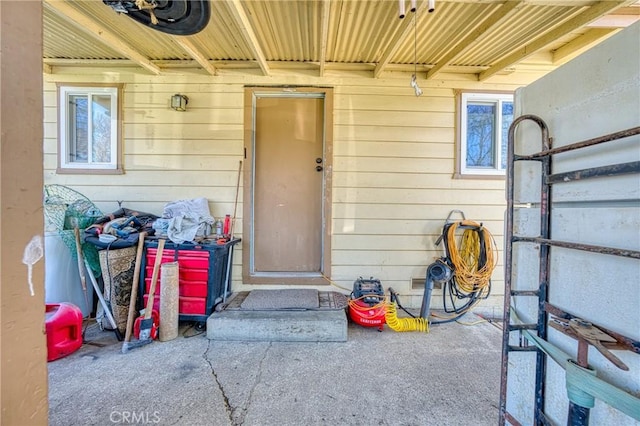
[44,231,94,317]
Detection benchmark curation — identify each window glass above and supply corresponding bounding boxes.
[91,94,112,163]
[69,94,88,163]
[466,102,496,169]
[501,101,513,170]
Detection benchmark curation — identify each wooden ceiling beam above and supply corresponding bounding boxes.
[587,13,640,27]
[175,37,217,76]
[43,0,161,75]
[224,0,270,76]
[319,0,331,77]
[552,27,619,64]
[427,0,523,80]
[42,58,563,75]
[478,0,628,81]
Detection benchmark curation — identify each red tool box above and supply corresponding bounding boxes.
[140,238,240,323]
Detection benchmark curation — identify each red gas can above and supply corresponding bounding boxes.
[45,303,83,362]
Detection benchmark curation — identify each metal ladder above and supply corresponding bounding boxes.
[499,114,640,425]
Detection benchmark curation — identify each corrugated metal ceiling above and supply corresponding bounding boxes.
[42,0,639,78]
[457,4,578,66]
[43,7,124,60]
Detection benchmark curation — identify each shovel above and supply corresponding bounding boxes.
[138,239,165,341]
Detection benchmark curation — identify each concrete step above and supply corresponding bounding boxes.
[206,309,348,342]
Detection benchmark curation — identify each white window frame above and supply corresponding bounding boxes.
[456,91,513,178]
[57,84,123,174]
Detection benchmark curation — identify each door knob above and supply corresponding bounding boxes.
[316,158,323,164]
[316,165,323,172]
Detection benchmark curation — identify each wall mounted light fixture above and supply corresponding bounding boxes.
[171,94,189,111]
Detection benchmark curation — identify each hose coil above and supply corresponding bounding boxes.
[385,302,428,333]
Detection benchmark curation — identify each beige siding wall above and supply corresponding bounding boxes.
[43,69,546,310]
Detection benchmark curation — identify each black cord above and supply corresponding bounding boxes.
[387,288,419,319]
[389,289,417,319]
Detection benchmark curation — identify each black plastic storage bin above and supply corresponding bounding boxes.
[139,238,240,323]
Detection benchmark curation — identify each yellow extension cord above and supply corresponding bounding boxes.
[346,295,386,312]
[446,220,497,294]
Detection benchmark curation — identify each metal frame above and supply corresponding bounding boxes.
[499,115,640,426]
[248,89,329,279]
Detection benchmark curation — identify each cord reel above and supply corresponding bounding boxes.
[431,210,497,323]
[103,0,211,35]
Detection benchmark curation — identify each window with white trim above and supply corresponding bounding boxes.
[457,91,513,177]
[58,85,122,173]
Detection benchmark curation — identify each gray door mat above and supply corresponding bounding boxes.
[225,290,348,311]
[242,289,319,310]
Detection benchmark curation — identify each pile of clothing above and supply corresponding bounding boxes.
[86,197,215,247]
[152,197,214,244]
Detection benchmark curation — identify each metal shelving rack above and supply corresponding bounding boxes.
[499,114,640,426]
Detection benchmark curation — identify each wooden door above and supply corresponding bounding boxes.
[244,90,332,284]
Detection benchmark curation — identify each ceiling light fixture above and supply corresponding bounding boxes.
[411,7,423,96]
[399,1,436,95]
[400,1,436,18]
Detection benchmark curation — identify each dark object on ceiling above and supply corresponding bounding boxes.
[103,0,210,36]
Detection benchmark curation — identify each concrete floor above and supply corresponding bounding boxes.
[48,314,503,426]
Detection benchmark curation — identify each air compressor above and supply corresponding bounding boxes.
[347,277,386,330]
